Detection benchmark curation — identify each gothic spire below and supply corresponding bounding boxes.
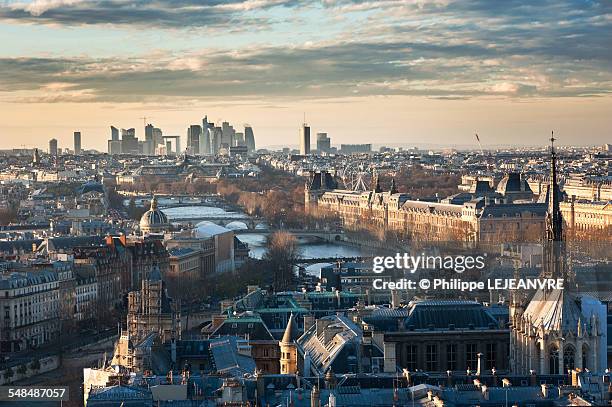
[390,178,398,194]
[373,170,382,193]
[546,132,563,242]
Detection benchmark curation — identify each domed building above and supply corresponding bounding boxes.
[139,196,171,235]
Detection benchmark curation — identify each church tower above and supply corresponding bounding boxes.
[509,134,606,375]
[279,313,298,374]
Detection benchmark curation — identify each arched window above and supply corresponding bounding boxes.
[549,345,559,374]
[582,344,589,370]
[564,346,575,371]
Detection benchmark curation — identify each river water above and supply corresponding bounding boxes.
[160,204,369,275]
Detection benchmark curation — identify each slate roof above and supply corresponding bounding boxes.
[404,300,499,330]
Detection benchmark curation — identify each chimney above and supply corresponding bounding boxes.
[541,383,551,398]
[529,369,537,386]
[476,353,483,376]
[303,314,315,332]
[391,290,400,308]
[481,384,489,400]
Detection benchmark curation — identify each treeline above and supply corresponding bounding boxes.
[380,165,460,198]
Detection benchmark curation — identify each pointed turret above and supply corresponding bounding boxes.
[373,171,382,193]
[282,313,297,344]
[279,313,298,374]
[390,178,398,194]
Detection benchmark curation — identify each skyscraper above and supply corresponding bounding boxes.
[121,128,139,155]
[49,138,58,156]
[245,125,255,153]
[221,122,235,147]
[187,125,202,155]
[299,123,310,155]
[316,132,331,153]
[145,124,154,141]
[152,127,163,149]
[110,126,119,141]
[234,132,245,146]
[201,116,212,155]
[73,131,82,154]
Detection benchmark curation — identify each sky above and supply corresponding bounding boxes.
[0,0,611,151]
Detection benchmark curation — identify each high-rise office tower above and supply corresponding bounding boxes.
[187,125,202,154]
[201,116,212,155]
[110,126,119,141]
[299,123,310,155]
[316,132,331,153]
[245,126,255,152]
[234,132,245,146]
[145,124,154,141]
[49,138,58,156]
[121,128,139,155]
[73,131,82,154]
[212,127,223,154]
[221,122,235,146]
[152,127,163,148]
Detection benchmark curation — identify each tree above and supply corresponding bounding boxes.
[263,231,301,291]
[16,364,27,376]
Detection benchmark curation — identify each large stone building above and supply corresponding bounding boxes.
[510,139,607,375]
[127,265,180,344]
[305,171,547,242]
[0,269,61,351]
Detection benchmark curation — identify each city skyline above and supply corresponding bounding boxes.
[0,0,611,150]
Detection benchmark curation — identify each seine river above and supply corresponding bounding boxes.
[162,204,369,275]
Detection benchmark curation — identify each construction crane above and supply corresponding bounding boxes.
[475,133,484,155]
[138,117,152,127]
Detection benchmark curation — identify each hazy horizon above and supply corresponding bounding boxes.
[1,0,611,150]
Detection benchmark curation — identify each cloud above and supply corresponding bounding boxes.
[0,0,293,28]
[0,0,610,102]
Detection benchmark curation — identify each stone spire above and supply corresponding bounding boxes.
[373,171,382,193]
[546,132,563,242]
[542,133,566,280]
[390,178,398,194]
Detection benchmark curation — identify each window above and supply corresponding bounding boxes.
[549,345,559,374]
[447,344,457,371]
[563,346,575,371]
[405,345,417,371]
[486,343,496,370]
[466,344,478,370]
[426,344,437,371]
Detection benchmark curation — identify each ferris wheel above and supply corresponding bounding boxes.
[341,161,371,191]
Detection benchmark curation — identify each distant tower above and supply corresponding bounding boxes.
[300,122,311,155]
[316,132,331,154]
[509,134,606,375]
[49,138,58,156]
[187,125,202,155]
[73,131,82,154]
[201,116,212,155]
[110,126,119,141]
[244,125,255,153]
[32,148,40,165]
[279,313,298,374]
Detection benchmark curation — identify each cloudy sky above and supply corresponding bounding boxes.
[0,0,611,150]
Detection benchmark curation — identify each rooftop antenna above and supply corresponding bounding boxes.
[475,133,484,155]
